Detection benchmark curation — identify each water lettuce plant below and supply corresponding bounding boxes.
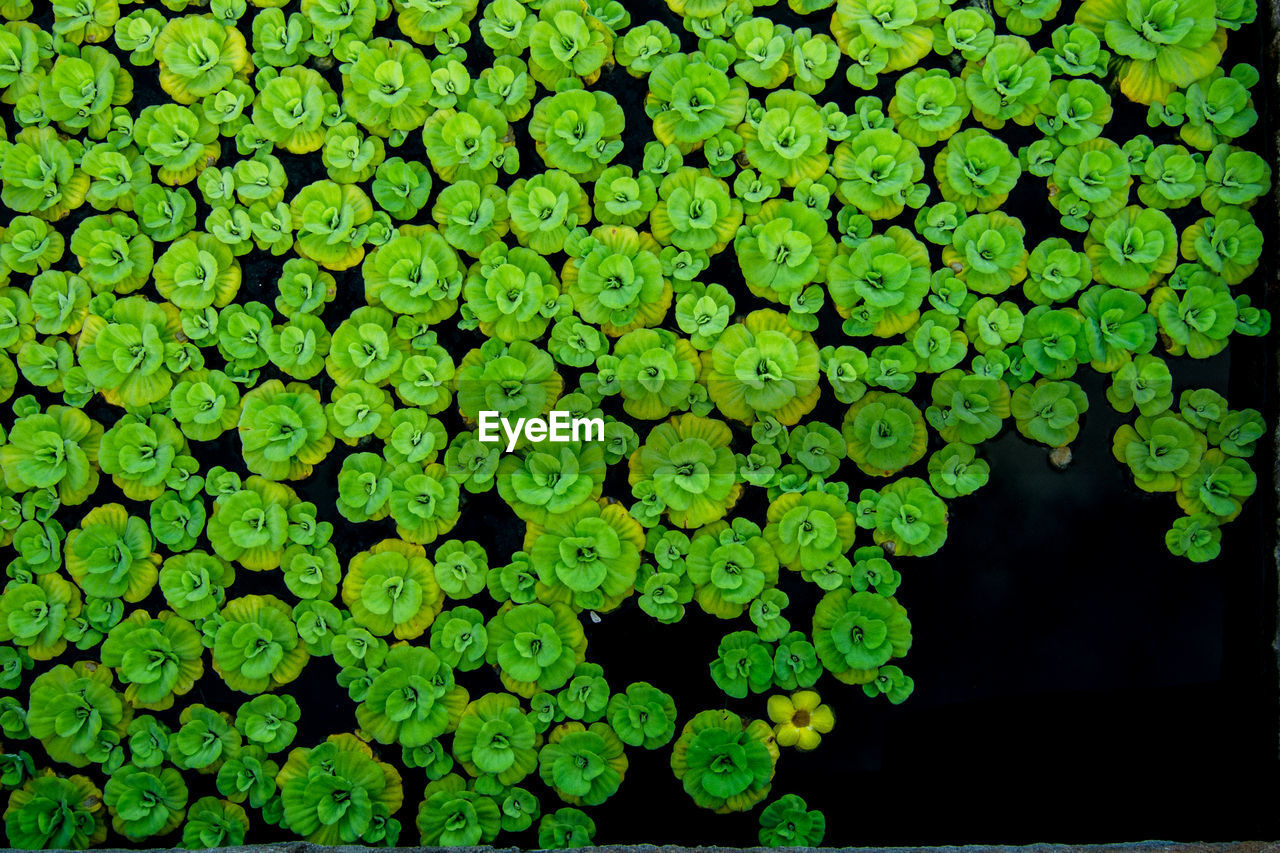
[759,793,826,846]
[0,0,1268,846]
[670,709,779,813]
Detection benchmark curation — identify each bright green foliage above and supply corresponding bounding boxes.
[831,127,927,220]
[927,442,990,498]
[944,211,1028,295]
[539,807,595,848]
[646,51,748,150]
[100,609,204,711]
[735,199,835,304]
[606,682,678,749]
[1113,413,1207,492]
[275,734,403,844]
[685,517,779,618]
[1085,205,1178,292]
[103,765,188,841]
[343,539,444,639]
[710,631,775,698]
[865,477,950,557]
[485,602,586,697]
[1166,514,1222,562]
[452,692,539,789]
[170,704,241,772]
[0,0,1267,843]
[759,794,826,846]
[65,503,160,603]
[557,661,610,721]
[1,403,103,505]
[1077,0,1223,105]
[843,392,927,476]
[1011,380,1090,446]
[530,88,625,179]
[1106,353,1174,416]
[235,694,300,754]
[212,594,309,693]
[704,309,821,425]
[183,797,250,849]
[1050,138,1132,230]
[935,129,1018,212]
[812,589,912,683]
[1025,239,1093,305]
[628,414,741,529]
[565,224,669,335]
[925,369,1011,445]
[862,664,916,703]
[526,500,643,612]
[670,709,778,812]
[4,773,107,850]
[416,774,501,845]
[538,721,628,805]
[27,662,127,768]
[357,644,467,748]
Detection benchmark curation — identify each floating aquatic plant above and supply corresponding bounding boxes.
[0,0,1268,846]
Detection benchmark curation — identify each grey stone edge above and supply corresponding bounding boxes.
[4,843,1280,853]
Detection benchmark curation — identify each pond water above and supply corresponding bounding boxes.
[6,0,1277,846]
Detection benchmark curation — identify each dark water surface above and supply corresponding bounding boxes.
[3,0,1277,846]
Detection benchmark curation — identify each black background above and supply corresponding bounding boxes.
[2,0,1277,846]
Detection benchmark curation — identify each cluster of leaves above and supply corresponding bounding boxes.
[0,0,1268,847]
